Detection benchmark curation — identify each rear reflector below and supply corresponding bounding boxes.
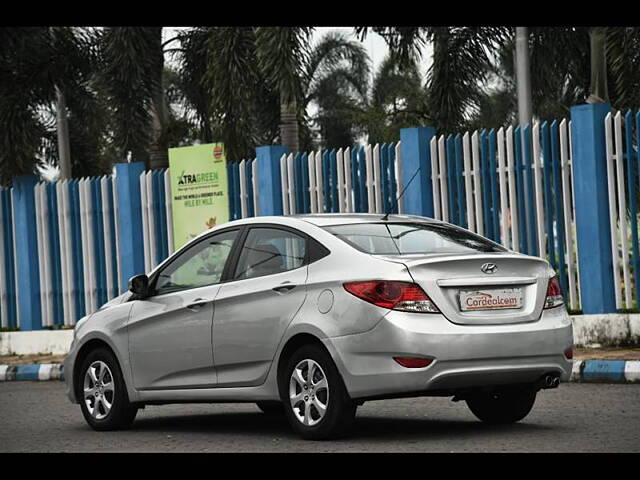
[564,348,573,359]
[343,281,440,313]
[393,357,434,368]
[544,276,564,309]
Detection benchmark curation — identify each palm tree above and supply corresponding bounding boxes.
[177,27,368,159]
[96,27,165,168]
[0,28,50,184]
[356,27,509,134]
[0,27,109,185]
[468,27,640,126]
[362,26,640,131]
[360,54,428,143]
[584,27,640,109]
[200,27,280,161]
[254,27,313,153]
[173,28,216,144]
[301,30,371,149]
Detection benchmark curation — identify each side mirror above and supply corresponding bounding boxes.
[128,274,149,298]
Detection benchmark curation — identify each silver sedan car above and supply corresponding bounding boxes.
[65,214,573,439]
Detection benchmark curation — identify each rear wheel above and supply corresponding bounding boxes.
[465,387,537,424]
[256,401,285,415]
[281,345,356,440]
[78,348,138,431]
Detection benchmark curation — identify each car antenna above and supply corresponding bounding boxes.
[381,166,421,221]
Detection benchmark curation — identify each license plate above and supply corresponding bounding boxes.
[459,288,523,311]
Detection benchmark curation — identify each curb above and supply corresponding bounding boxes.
[1,361,639,384]
[0,364,64,381]
[571,359,640,383]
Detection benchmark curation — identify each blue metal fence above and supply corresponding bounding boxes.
[8,108,640,329]
[279,143,402,216]
[0,187,17,328]
[430,121,580,309]
[604,110,640,310]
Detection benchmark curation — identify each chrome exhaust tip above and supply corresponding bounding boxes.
[538,373,561,390]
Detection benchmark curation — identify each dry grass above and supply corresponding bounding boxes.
[574,348,640,360]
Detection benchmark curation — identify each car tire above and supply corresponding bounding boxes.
[78,347,138,431]
[465,387,537,424]
[281,344,357,440]
[256,401,285,415]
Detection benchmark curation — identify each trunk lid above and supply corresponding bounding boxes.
[379,252,551,325]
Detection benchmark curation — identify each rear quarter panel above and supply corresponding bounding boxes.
[289,244,415,338]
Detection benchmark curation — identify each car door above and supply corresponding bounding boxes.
[212,226,309,387]
[128,228,239,390]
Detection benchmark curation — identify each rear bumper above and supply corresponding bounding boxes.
[324,306,573,400]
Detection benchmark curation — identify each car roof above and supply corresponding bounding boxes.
[292,213,440,227]
[186,213,441,246]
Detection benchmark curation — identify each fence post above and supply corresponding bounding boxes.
[400,127,436,217]
[115,162,146,292]
[255,145,288,216]
[12,175,42,330]
[570,102,616,313]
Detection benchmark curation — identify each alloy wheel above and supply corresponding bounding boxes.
[83,361,115,420]
[289,359,329,426]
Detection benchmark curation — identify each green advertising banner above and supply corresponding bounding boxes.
[168,143,229,250]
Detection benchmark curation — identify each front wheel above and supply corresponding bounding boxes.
[466,387,537,424]
[78,348,138,431]
[281,345,356,440]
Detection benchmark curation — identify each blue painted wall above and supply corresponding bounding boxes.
[12,175,42,330]
[570,103,616,313]
[256,145,288,216]
[399,127,436,217]
[115,162,146,292]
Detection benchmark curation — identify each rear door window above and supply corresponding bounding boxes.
[233,227,307,280]
[324,223,505,255]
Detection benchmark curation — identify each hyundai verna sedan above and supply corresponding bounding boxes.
[65,214,573,440]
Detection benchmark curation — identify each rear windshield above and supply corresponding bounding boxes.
[323,222,506,255]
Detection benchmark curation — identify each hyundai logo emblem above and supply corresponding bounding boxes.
[481,262,498,274]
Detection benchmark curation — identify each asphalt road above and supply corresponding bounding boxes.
[0,382,638,452]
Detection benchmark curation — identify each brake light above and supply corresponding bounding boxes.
[544,276,564,309]
[343,281,440,313]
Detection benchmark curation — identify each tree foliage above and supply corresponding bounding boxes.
[96,27,164,165]
[5,26,640,187]
[202,27,280,160]
[0,27,111,185]
[361,55,428,144]
[467,27,640,129]
[303,31,371,149]
[357,27,509,134]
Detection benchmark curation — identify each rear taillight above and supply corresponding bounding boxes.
[343,281,440,313]
[544,276,564,309]
[393,357,434,368]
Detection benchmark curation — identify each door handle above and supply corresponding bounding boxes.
[186,298,209,310]
[272,284,297,294]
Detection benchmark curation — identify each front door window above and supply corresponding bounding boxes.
[155,229,238,295]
